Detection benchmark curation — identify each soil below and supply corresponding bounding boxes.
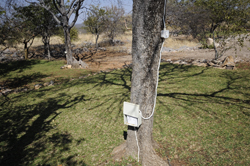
[78,46,250,71]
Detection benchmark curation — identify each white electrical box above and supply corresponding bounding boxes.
[161,28,169,39]
[123,102,142,127]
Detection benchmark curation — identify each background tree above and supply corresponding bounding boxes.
[193,0,250,59]
[83,5,107,49]
[104,5,125,44]
[113,0,169,165]
[29,0,85,67]
[13,5,42,59]
[37,0,59,60]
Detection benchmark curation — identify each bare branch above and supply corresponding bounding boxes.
[52,0,63,15]
[67,0,77,15]
[69,0,84,29]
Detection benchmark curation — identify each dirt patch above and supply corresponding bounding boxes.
[75,49,132,71]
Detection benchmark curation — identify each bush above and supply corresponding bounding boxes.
[57,27,79,43]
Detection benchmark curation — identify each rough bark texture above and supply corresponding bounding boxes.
[125,0,168,165]
[63,26,73,65]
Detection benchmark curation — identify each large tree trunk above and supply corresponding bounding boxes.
[63,26,73,65]
[125,0,168,165]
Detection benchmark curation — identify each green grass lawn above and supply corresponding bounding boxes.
[0,60,92,89]
[0,61,250,165]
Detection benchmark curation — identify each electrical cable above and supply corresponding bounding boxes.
[141,0,167,120]
[140,41,164,120]
[134,127,140,162]
[163,0,167,28]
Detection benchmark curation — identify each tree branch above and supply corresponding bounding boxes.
[67,0,77,15]
[52,0,63,15]
[25,0,61,25]
[69,0,84,29]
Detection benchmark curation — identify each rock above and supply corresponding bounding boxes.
[61,65,72,69]
[195,62,207,67]
[1,89,12,95]
[3,49,11,54]
[98,47,106,51]
[49,80,54,86]
[211,59,220,64]
[79,59,88,68]
[173,60,180,64]
[0,55,7,62]
[12,52,19,58]
[206,38,220,47]
[34,84,43,90]
[222,56,235,68]
[207,38,214,46]
[180,61,188,65]
[162,47,175,52]
[200,59,207,63]
[207,62,215,66]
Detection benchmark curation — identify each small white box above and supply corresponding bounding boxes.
[161,29,169,39]
[123,102,141,127]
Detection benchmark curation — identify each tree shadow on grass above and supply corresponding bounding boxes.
[2,72,50,89]
[0,94,87,165]
[1,62,249,165]
[0,60,43,77]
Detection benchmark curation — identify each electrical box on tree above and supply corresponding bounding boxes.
[123,102,142,127]
[161,28,169,39]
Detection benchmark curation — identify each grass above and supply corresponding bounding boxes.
[1,62,250,165]
[0,60,92,89]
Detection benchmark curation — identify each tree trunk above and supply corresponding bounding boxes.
[43,32,51,61]
[125,0,168,165]
[63,26,73,65]
[24,42,28,60]
[95,33,99,49]
[213,31,219,60]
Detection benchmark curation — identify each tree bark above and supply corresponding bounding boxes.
[24,42,28,60]
[42,31,51,60]
[63,26,73,65]
[95,33,99,49]
[125,0,168,165]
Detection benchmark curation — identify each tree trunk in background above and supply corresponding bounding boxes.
[63,27,73,65]
[43,31,51,61]
[95,33,99,49]
[125,0,168,165]
[24,42,28,60]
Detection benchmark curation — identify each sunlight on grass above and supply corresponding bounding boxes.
[0,60,92,89]
[1,63,250,165]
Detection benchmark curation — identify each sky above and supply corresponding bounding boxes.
[76,0,133,24]
[0,0,133,24]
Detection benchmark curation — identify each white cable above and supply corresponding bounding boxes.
[141,41,165,120]
[134,127,140,162]
[163,0,167,28]
[141,0,167,120]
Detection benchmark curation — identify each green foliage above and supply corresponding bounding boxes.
[193,0,249,34]
[57,27,79,43]
[83,5,107,35]
[104,6,125,41]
